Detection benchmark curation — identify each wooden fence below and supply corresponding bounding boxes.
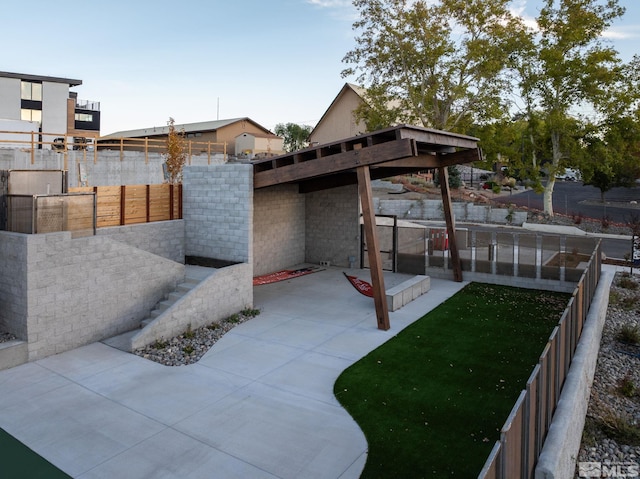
[69,184,182,228]
[478,241,602,478]
[0,130,227,167]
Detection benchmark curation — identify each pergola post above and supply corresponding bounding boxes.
[438,166,463,282]
[357,165,390,330]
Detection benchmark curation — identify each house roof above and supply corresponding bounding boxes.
[0,71,82,87]
[312,83,367,134]
[236,132,282,140]
[103,117,273,139]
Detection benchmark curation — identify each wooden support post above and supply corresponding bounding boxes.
[357,165,390,330]
[438,166,463,282]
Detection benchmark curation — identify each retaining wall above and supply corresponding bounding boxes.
[0,149,226,186]
[374,198,528,225]
[0,230,184,361]
[253,185,305,276]
[131,263,253,350]
[183,164,253,264]
[96,220,185,263]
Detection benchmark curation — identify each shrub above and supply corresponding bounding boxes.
[226,314,240,324]
[241,308,261,318]
[152,339,168,349]
[599,410,640,445]
[618,375,637,398]
[183,324,195,339]
[618,276,639,290]
[616,323,640,345]
[182,345,195,355]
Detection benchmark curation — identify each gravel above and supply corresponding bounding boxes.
[0,332,16,344]
[132,309,260,366]
[575,272,640,475]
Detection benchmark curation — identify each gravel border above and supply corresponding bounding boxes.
[133,309,260,367]
[0,332,16,344]
[575,272,640,475]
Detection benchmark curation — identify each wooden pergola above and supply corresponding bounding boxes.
[253,124,481,330]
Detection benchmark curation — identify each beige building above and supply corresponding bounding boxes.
[308,83,368,146]
[103,117,278,155]
[235,132,284,159]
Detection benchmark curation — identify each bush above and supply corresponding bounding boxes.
[618,276,639,290]
[616,323,640,345]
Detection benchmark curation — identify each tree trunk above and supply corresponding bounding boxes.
[544,129,562,217]
[543,176,556,217]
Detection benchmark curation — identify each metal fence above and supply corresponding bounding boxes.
[363,218,602,477]
[6,193,96,238]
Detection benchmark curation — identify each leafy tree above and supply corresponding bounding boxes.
[512,0,629,216]
[274,123,313,152]
[580,114,640,202]
[341,0,525,133]
[164,118,186,184]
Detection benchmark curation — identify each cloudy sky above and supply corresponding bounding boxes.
[3,0,638,135]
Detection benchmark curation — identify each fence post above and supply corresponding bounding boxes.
[120,185,126,225]
[146,185,150,223]
[30,131,35,164]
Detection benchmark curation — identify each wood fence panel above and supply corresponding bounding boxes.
[148,184,171,222]
[526,366,540,479]
[123,185,148,225]
[96,186,122,227]
[478,442,501,479]
[501,391,526,479]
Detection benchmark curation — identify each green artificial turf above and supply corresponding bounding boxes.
[334,282,569,478]
[0,428,71,479]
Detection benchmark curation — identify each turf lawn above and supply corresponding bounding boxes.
[0,427,71,478]
[334,282,569,478]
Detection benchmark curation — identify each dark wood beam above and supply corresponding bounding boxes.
[357,165,390,330]
[254,138,416,189]
[438,166,463,282]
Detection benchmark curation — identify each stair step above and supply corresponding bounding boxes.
[177,283,195,293]
[102,330,138,353]
[168,291,185,302]
[140,317,153,328]
[150,309,162,318]
[157,300,174,311]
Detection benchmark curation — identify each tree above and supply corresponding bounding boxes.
[512,0,629,216]
[164,118,186,184]
[580,114,640,202]
[341,0,525,133]
[274,123,313,152]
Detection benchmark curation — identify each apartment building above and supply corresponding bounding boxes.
[0,71,100,148]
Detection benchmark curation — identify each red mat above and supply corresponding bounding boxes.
[253,267,321,286]
[343,273,374,297]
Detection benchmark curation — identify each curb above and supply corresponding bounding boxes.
[534,270,615,479]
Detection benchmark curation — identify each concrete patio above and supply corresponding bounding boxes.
[0,267,467,478]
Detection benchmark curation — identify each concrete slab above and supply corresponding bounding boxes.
[0,267,467,479]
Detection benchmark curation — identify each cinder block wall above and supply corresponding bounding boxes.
[0,232,28,339]
[23,232,184,360]
[96,220,185,263]
[183,164,253,264]
[305,185,360,268]
[131,263,253,350]
[0,149,226,186]
[253,185,305,276]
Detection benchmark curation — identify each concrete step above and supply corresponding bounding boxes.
[101,330,138,353]
[140,317,154,328]
[168,291,185,302]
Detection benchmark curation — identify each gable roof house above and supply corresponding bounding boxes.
[308,83,369,146]
[103,117,282,157]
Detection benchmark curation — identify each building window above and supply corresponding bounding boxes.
[21,81,42,101]
[75,113,93,122]
[21,109,42,122]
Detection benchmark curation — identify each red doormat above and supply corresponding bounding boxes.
[343,273,374,297]
[253,267,322,286]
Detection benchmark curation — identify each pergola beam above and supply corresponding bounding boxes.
[357,165,390,330]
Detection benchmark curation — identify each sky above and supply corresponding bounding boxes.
[3,0,639,136]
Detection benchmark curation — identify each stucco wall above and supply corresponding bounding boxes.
[253,185,306,276]
[305,185,360,268]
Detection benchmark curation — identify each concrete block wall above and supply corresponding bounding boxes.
[373,198,528,225]
[305,185,360,268]
[96,220,185,263]
[253,185,305,276]
[0,149,226,186]
[183,164,253,264]
[0,232,28,339]
[131,263,253,350]
[23,232,184,360]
